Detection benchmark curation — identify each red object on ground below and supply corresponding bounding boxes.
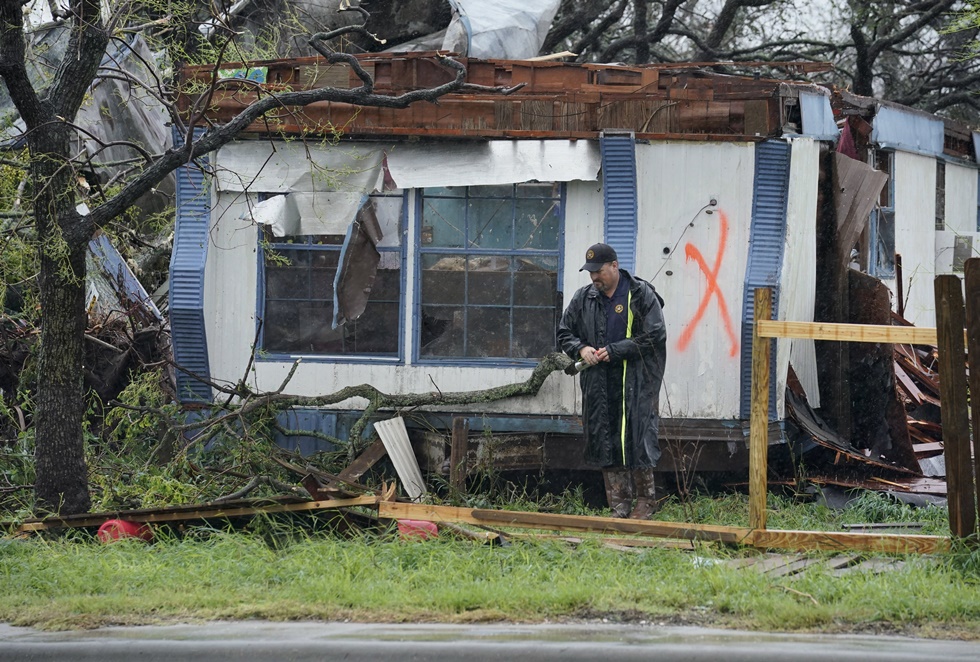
[96,519,153,543]
[397,519,438,541]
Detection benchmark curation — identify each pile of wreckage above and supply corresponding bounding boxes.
[782,317,949,508]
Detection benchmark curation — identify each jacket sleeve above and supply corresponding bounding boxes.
[606,283,666,362]
[557,288,588,359]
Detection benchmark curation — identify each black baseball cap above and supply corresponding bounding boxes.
[580,243,618,272]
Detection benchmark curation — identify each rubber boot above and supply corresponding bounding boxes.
[602,469,633,518]
[629,468,660,519]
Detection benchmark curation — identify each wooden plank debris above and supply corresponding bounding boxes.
[832,558,907,577]
[725,553,896,578]
[11,496,381,534]
[450,416,469,491]
[378,501,753,544]
[747,528,948,554]
[756,319,946,345]
[377,502,950,554]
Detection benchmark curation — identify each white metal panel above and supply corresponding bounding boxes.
[944,162,979,235]
[892,151,937,326]
[204,192,260,389]
[776,138,820,416]
[386,140,601,189]
[636,141,756,418]
[247,191,366,237]
[215,141,385,193]
[563,178,608,292]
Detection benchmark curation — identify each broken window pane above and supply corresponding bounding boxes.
[467,197,512,250]
[515,198,560,250]
[261,191,404,356]
[872,209,896,278]
[418,184,562,362]
[422,196,466,248]
[869,151,895,279]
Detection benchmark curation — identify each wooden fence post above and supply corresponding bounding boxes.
[749,287,772,531]
[962,259,980,537]
[934,274,977,539]
[450,416,469,492]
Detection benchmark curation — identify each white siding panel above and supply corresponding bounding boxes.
[892,151,937,326]
[776,138,820,416]
[205,192,260,389]
[945,162,979,235]
[560,178,609,417]
[636,142,756,418]
[563,178,607,290]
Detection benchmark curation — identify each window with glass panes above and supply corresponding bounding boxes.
[417,183,562,361]
[259,192,405,356]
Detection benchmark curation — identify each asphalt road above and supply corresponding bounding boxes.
[1,621,976,661]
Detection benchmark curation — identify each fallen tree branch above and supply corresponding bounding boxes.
[212,475,306,503]
[169,352,572,443]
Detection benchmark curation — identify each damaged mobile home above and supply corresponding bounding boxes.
[170,52,980,481]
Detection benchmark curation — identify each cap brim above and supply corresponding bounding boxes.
[580,263,603,272]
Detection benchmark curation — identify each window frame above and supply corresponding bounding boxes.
[869,149,896,279]
[412,182,566,367]
[255,190,409,364]
[935,160,946,231]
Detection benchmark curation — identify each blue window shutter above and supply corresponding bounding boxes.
[600,132,637,273]
[169,128,213,403]
[740,140,791,420]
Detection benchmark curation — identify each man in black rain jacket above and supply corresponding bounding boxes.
[557,243,666,518]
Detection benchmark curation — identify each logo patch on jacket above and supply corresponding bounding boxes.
[615,304,624,313]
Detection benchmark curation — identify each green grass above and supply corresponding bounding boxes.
[2,502,979,637]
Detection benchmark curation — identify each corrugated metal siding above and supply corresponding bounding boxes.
[601,133,637,272]
[799,92,840,141]
[739,140,791,419]
[169,130,213,403]
[274,409,340,456]
[871,105,944,157]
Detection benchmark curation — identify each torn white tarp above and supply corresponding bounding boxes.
[216,141,385,193]
[385,140,601,189]
[444,0,560,60]
[247,191,368,237]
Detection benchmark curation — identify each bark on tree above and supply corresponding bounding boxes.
[1,0,108,514]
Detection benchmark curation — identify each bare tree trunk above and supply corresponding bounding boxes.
[34,246,91,513]
[31,126,95,514]
[850,24,874,97]
[634,0,649,64]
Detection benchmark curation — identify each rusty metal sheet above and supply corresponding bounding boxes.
[178,54,802,141]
